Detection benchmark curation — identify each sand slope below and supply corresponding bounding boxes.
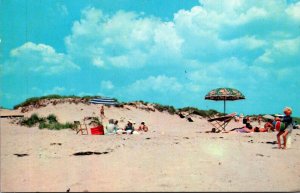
[1,104,300,192]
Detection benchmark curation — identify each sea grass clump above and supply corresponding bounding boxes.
[20,114,75,130]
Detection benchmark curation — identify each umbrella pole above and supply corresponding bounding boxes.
[224,99,226,115]
[223,99,226,130]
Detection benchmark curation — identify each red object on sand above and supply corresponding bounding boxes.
[90,125,104,135]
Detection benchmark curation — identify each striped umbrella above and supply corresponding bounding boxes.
[205,87,245,115]
[89,98,118,105]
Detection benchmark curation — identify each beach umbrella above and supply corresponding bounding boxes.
[263,114,275,120]
[89,98,118,105]
[204,87,245,115]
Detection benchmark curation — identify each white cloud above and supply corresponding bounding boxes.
[63,1,299,72]
[56,3,68,16]
[65,8,183,69]
[101,80,114,90]
[255,37,300,66]
[129,75,183,93]
[7,42,79,75]
[45,86,66,95]
[286,2,300,21]
[78,92,94,96]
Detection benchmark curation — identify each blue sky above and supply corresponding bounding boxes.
[1,0,300,116]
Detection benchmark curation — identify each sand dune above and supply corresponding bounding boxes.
[1,104,300,192]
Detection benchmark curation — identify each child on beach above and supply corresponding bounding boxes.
[276,107,293,149]
[100,106,105,119]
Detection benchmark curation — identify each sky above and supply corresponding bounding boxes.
[1,0,300,116]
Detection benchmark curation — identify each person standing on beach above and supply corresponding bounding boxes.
[276,107,293,149]
[240,113,244,122]
[258,115,262,125]
[100,106,105,119]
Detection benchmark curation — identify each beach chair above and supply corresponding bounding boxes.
[74,121,88,135]
[207,112,237,132]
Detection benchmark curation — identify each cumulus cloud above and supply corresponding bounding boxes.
[56,3,69,16]
[5,42,79,75]
[45,86,66,95]
[101,80,114,90]
[2,0,300,114]
[63,1,300,73]
[286,1,300,21]
[61,1,300,110]
[65,8,183,68]
[129,75,183,93]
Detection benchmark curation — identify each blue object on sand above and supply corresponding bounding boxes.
[89,98,118,105]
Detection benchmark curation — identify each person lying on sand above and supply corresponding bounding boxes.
[229,119,254,133]
[264,119,275,132]
[236,120,254,133]
[251,119,275,133]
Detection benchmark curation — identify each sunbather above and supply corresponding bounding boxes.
[262,119,275,132]
[137,122,149,132]
[114,120,120,133]
[105,119,115,135]
[231,119,254,133]
[124,120,135,134]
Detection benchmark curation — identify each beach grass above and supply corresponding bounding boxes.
[13,94,103,109]
[20,113,75,130]
[178,107,221,117]
[12,95,300,121]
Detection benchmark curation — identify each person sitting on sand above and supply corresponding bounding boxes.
[105,119,115,135]
[243,121,254,132]
[114,120,120,133]
[124,120,135,134]
[276,107,293,149]
[137,122,149,132]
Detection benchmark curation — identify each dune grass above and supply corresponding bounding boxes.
[153,103,177,114]
[178,107,221,117]
[13,94,103,109]
[15,95,300,121]
[20,113,75,130]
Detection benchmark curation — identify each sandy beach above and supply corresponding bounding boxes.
[1,103,300,192]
